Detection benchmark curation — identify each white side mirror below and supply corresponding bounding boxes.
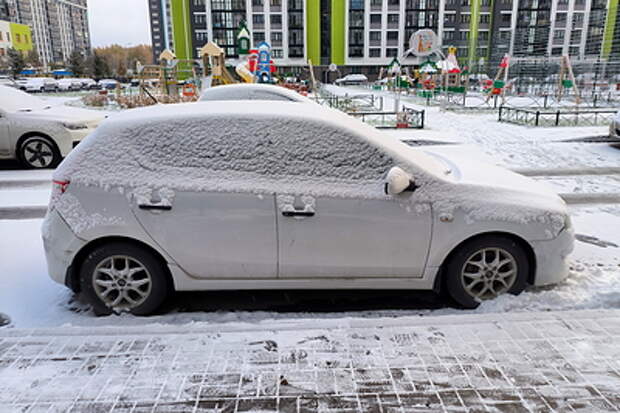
[385,166,417,195]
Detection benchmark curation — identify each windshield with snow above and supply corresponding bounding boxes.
[0,86,51,112]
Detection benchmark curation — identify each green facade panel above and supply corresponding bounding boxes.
[330,0,346,65]
[306,0,321,65]
[602,0,618,58]
[467,0,481,67]
[171,0,192,61]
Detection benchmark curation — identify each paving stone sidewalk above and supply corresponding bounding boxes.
[1,310,620,412]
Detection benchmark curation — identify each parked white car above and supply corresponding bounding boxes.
[43,101,574,315]
[0,76,17,88]
[335,74,368,85]
[20,77,58,93]
[0,85,107,168]
[610,111,620,140]
[199,83,313,103]
[80,78,98,90]
[57,78,83,91]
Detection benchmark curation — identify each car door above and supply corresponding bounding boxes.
[272,120,432,279]
[127,116,278,280]
[0,111,11,158]
[277,193,431,278]
[132,191,278,279]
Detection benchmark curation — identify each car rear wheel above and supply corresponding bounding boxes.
[444,235,529,308]
[80,243,169,316]
[18,136,61,169]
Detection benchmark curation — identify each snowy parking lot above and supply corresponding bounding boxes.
[1,91,620,409]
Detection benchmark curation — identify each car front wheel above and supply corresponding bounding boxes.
[444,235,529,308]
[80,242,170,316]
[18,136,61,169]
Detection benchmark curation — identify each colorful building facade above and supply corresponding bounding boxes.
[0,19,32,57]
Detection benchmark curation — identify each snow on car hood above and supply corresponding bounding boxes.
[418,148,568,236]
[12,105,107,126]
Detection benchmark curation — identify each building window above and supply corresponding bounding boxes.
[479,14,490,24]
[445,14,456,24]
[460,14,470,24]
[254,31,265,43]
[252,0,263,5]
[369,48,381,57]
[370,14,381,24]
[272,48,283,58]
[271,14,282,25]
[253,14,265,25]
[387,14,399,24]
[369,31,381,41]
[271,31,282,42]
[387,31,398,40]
[270,0,281,6]
[386,48,398,57]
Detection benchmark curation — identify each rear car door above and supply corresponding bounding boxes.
[128,117,278,280]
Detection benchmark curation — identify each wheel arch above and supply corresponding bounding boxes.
[434,231,537,292]
[66,235,175,294]
[16,131,60,154]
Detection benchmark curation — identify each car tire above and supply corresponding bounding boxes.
[18,136,62,169]
[80,242,170,316]
[444,235,529,309]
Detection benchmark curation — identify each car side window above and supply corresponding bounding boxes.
[131,116,393,182]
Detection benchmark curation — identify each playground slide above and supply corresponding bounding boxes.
[235,63,254,83]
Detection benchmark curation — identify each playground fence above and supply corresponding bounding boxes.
[498,106,617,127]
[346,106,425,129]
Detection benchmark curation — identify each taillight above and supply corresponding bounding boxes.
[52,180,70,193]
[49,180,70,210]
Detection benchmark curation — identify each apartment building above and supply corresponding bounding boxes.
[148,0,619,77]
[0,19,33,57]
[7,0,91,69]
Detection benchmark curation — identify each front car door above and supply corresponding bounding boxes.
[0,110,11,158]
[270,120,433,279]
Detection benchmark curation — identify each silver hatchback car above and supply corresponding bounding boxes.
[43,101,574,315]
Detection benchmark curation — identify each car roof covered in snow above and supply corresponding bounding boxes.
[198,83,312,103]
[98,100,440,174]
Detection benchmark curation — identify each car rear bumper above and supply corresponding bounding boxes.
[530,226,575,286]
[42,209,85,285]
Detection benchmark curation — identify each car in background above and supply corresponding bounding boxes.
[0,85,107,168]
[43,101,573,315]
[335,74,368,85]
[18,77,58,93]
[610,111,620,140]
[199,83,313,103]
[80,78,98,90]
[98,79,119,90]
[57,78,83,91]
[0,76,17,88]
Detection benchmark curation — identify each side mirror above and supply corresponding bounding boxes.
[384,166,418,195]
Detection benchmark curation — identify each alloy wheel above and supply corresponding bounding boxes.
[92,255,153,311]
[460,247,518,301]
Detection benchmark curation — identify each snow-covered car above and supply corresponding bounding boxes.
[80,78,98,90]
[0,76,17,88]
[335,74,368,85]
[43,101,574,315]
[57,78,83,91]
[0,85,107,168]
[98,79,119,90]
[610,111,620,140]
[21,77,58,93]
[199,83,313,103]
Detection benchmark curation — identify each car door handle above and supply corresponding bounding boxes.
[282,210,315,217]
[138,204,172,211]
